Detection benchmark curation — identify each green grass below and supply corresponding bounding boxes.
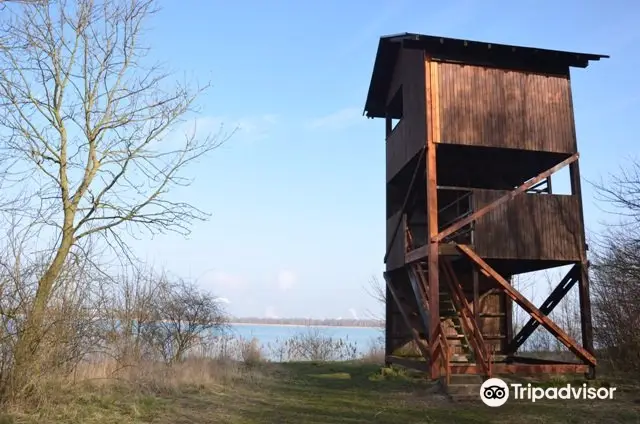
[3,362,639,423]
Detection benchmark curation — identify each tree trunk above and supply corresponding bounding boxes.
[9,230,75,399]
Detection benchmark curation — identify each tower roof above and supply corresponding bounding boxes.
[364,33,608,119]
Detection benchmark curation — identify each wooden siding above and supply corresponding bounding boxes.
[473,191,582,261]
[476,289,507,354]
[385,49,427,182]
[386,211,406,271]
[437,62,577,154]
[386,268,510,358]
[441,272,508,355]
[387,270,426,357]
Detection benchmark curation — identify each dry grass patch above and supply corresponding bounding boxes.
[1,361,639,423]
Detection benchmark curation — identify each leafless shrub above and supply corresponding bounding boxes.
[0,230,109,401]
[265,327,358,362]
[237,337,264,367]
[510,269,582,362]
[97,266,227,366]
[590,158,640,375]
[360,337,385,364]
[140,277,227,364]
[591,236,640,374]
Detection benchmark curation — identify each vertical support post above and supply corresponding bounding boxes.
[385,114,392,365]
[425,57,440,380]
[505,277,513,346]
[569,160,595,378]
[385,283,392,365]
[546,176,553,194]
[473,269,479,323]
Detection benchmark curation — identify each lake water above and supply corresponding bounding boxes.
[225,323,383,358]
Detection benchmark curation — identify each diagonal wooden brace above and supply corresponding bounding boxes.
[456,245,596,366]
[383,273,431,361]
[434,153,579,243]
[407,265,431,338]
[507,264,579,354]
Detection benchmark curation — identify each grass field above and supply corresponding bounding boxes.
[2,361,639,424]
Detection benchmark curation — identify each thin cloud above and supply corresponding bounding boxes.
[207,271,246,288]
[277,269,297,292]
[265,306,278,319]
[308,107,362,131]
[174,114,278,146]
[329,0,410,69]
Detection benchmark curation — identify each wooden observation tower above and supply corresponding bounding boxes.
[363,34,608,381]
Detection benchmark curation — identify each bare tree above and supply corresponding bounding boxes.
[590,160,640,374]
[591,236,640,374]
[0,0,48,9]
[0,0,230,395]
[141,276,227,364]
[0,221,108,398]
[363,275,385,326]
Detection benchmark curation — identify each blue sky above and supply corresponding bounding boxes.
[126,0,639,319]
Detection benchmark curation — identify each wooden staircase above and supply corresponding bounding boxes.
[403,206,493,384]
[439,288,473,363]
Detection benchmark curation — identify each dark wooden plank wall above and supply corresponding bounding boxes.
[436,62,577,154]
[386,211,406,271]
[385,49,428,182]
[476,289,507,354]
[441,272,508,355]
[386,270,509,358]
[473,191,582,261]
[386,270,426,357]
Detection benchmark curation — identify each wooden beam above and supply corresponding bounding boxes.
[383,273,431,361]
[546,176,553,194]
[425,57,440,380]
[569,158,595,378]
[456,244,597,366]
[506,265,579,354]
[385,356,590,375]
[473,269,479,324]
[449,363,590,375]
[405,243,462,264]
[433,154,579,243]
[405,246,428,264]
[385,283,392,361]
[504,284,513,348]
[577,263,594,378]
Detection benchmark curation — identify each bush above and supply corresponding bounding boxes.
[265,327,358,362]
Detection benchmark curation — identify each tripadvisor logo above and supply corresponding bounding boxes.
[479,377,617,407]
[480,378,509,407]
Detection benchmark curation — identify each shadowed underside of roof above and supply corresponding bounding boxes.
[364,33,609,119]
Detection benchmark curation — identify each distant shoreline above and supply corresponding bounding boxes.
[228,322,384,330]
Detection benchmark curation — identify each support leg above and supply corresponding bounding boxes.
[578,262,596,379]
